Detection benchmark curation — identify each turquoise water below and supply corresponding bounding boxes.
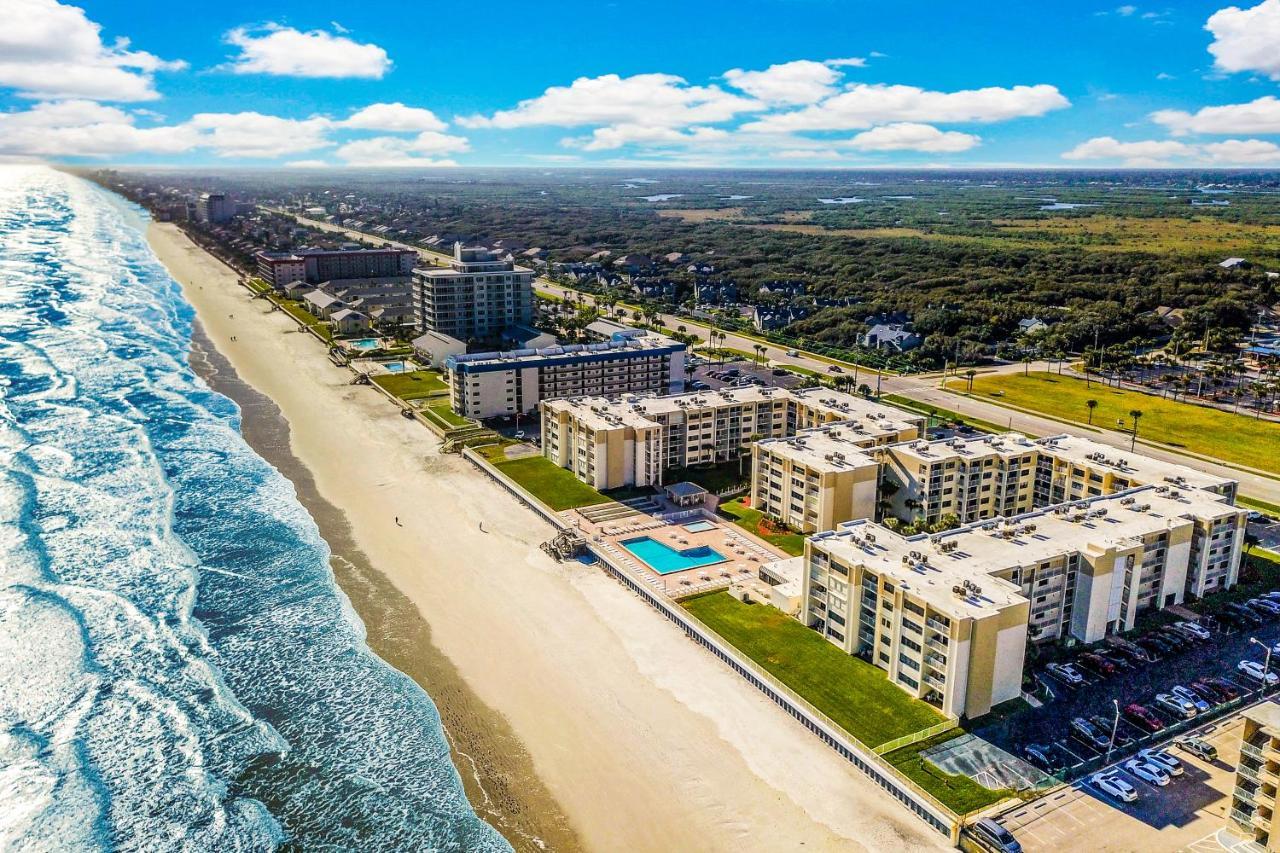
[683,520,717,533]
[621,536,726,574]
[350,337,380,349]
[0,167,507,851]
[384,361,408,373]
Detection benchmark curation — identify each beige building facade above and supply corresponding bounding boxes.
[1230,703,1280,850]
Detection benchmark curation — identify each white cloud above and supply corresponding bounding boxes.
[0,100,197,157]
[1153,96,1280,134]
[570,124,729,151]
[333,133,467,166]
[1206,0,1280,79]
[223,24,390,79]
[775,148,843,160]
[742,83,1070,132]
[1061,136,1196,165]
[340,102,447,132]
[847,122,981,152]
[0,0,185,101]
[1202,138,1280,164]
[723,60,841,105]
[458,73,761,129]
[1117,4,1138,14]
[826,57,868,68]
[186,111,333,158]
[285,159,330,168]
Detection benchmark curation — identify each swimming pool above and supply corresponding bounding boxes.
[349,338,381,350]
[620,536,726,575]
[683,520,717,533]
[383,361,409,373]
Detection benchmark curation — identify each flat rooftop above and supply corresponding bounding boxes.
[812,484,1240,618]
[756,424,886,472]
[448,331,684,372]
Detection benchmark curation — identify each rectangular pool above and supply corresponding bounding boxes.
[620,536,726,575]
[683,520,717,533]
[349,338,381,350]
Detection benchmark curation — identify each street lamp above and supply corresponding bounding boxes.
[1105,698,1121,762]
[1252,637,1274,695]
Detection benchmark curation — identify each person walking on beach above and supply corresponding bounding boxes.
[479,521,486,533]
[395,516,402,527]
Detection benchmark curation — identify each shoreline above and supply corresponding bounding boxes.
[149,220,945,852]
[186,329,577,852]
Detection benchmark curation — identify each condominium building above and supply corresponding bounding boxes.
[412,243,535,341]
[802,485,1246,717]
[443,330,687,419]
[542,387,923,491]
[1229,702,1280,849]
[255,248,416,289]
[880,432,1238,528]
[196,192,232,224]
[750,425,887,534]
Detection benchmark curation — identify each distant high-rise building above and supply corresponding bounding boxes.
[412,242,535,341]
[196,192,233,224]
[254,247,416,289]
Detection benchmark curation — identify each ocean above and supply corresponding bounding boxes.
[0,166,509,851]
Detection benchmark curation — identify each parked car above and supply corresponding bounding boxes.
[1171,685,1212,714]
[1189,681,1228,704]
[1176,620,1212,640]
[1071,718,1110,750]
[1154,629,1190,650]
[1217,609,1249,629]
[1248,598,1280,616]
[1173,736,1219,761]
[1046,662,1084,685]
[1090,715,1132,747]
[1202,676,1242,700]
[1168,623,1208,643]
[1098,651,1132,671]
[1123,703,1166,733]
[1226,603,1263,625]
[1238,659,1280,685]
[1138,747,1184,777]
[1154,692,1198,719]
[1138,635,1174,656]
[1124,758,1171,787]
[1108,640,1152,663]
[826,364,843,373]
[1091,772,1138,802]
[970,818,1022,853]
[1023,743,1057,772]
[1264,591,1280,602]
[1077,653,1116,677]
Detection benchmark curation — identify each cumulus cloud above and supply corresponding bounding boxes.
[847,122,981,152]
[723,60,841,105]
[826,57,868,68]
[1206,0,1280,79]
[1153,95,1280,135]
[569,124,729,151]
[333,134,465,167]
[458,73,761,129]
[340,102,448,132]
[224,24,390,79]
[1061,136,1197,165]
[0,0,185,101]
[185,111,333,158]
[1201,138,1280,164]
[0,100,197,157]
[741,83,1070,132]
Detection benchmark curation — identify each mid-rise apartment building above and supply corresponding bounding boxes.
[1229,702,1280,850]
[413,243,535,341]
[803,486,1246,717]
[443,330,687,419]
[196,192,232,224]
[880,432,1238,528]
[542,387,923,491]
[255,248,417,289]
[750,425,886,534]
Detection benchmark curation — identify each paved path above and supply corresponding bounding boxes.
[265,209,1280,504]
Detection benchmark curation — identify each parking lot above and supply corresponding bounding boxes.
[687,357,806,392]
[991,713,1246,852]
[1250,517,1280,552]
[976,610,1280,781]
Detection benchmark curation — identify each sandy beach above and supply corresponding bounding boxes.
[149,221,945,853]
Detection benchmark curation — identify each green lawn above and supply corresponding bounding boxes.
[681,591,944,747]
[372,370,449,400]
[949,372,1280,475]
[493,455,611,511]
[717,497,805,556]
[883,732,1013,815]
[665,460,750,493]
[426,403,471,429]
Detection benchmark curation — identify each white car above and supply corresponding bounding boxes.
[1138,748,1184,777]
[1047,662,1084,685]
[1125,759,1170,787]
[1091,772,1139,802]
[1175,621,1211,640]
[1238,659,1280,685]
[1250,598,1280,615]
[1171,685,1212,714]
[1154,692,1197,719]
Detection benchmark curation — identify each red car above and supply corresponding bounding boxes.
[1124,703,1165,733]
[1078,653,1116,677]
[1202,676,1241,700]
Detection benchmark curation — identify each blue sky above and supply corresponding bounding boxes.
[5,0,1280,167]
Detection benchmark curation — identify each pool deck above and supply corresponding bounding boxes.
[563,500,788,599]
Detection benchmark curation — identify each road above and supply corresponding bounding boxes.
[265,208,1280,504]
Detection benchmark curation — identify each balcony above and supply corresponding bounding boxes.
[925,617,950,633]
[923,673,947,690]
[1244,743,1266,762]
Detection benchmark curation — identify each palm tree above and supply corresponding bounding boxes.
[964,369,977,392]
[1129,409,1143,451]
[1086,399,1098,424]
